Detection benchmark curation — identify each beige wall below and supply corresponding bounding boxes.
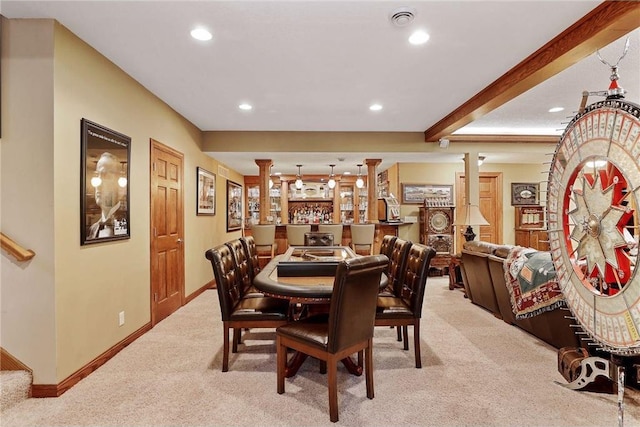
[1,19,241,384]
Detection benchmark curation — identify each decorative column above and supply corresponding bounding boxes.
[365,158,381,222]
[255,159,272,224]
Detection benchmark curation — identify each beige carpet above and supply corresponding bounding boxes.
[2,276,639,426]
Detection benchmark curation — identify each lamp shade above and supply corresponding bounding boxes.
[454,204,489,226]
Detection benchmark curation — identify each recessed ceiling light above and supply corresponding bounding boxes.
[548,106,564,113]
[238,103,253,111]
[190,28,212,41]
[408,30,430,45]
[369,104,383,111]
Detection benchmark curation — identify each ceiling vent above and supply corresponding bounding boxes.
[389,7,416,27]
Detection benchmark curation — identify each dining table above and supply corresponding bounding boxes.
[253,246,388,377]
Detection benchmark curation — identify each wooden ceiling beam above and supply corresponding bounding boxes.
[423,1,640,142]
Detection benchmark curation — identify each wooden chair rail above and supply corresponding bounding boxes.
[1,232,35,262]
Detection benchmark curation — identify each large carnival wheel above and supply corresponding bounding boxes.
[547,98,640,355]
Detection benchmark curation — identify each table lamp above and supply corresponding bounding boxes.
[455,204,489,241]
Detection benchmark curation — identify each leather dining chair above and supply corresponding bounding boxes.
[276,254,389,423]
[375,243,436,368]
[318,224,344,246]
[205,244,290,372]
[349,223,376,255]
[226,238,262,298]
[250,224,278,268]
[286,224,311,247]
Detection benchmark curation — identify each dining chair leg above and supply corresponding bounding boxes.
[328,355,339,422]
[413,321,422,369]
[365,338,374,399]
[222,324,230,372]
[276,336,285,394]
[396,326,402,342]
[357,350,363,368]
[232,328,239,353]
[402,326,409,351]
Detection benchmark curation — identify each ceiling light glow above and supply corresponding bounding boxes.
[190,28,212,41]
[369,104,383,111]
[408,30,429,45]
[238,103,253,111]
[548,107,564,113]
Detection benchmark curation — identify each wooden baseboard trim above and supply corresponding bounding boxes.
[186,280,215,304]
[31,322,152,397]
[1,347,32,372]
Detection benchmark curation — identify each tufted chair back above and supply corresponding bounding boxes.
[240,236,261,279]
[226,238,253,295]
[398,243,436,318]
[205,244,241,321]
[379,235,397,258]
[388,238,412,296]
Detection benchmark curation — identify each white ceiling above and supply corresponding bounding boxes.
[3,1,638,176]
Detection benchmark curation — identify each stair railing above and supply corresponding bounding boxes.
[1,232,35,262]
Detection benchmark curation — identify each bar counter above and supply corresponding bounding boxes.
[245,222,407,255]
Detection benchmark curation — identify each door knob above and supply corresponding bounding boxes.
[177,238,183,244]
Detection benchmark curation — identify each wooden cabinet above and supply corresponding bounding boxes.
[514,206,549,250]
[419,206,455,274]
[515,229,549,251]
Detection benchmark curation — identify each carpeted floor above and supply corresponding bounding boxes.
[1,276,638,426]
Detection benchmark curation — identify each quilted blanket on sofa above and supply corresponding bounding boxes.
[504,246,565,319]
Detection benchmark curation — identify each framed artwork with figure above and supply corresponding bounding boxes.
[80,118,131,245]
[227,180,243,232]
[197,167,216,215]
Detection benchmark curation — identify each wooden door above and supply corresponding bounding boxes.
[150,139,184,326]
[455,172,503,252]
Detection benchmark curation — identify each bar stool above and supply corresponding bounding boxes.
[318,224,343,246]
[350,223,375,255]
[286,224,311,247]
[251,224,278,267]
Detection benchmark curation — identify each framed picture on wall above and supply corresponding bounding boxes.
[226,180,243,232]
[197,167,216,215]
[401,183,453,206]
[511,182,539,206]
[80,118,131,245]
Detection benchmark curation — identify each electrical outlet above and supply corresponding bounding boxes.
[118,311,125,326]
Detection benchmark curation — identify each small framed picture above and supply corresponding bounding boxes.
[80,118,131,245]
[226,180,243,232]
[197,167,216,215]
[511,182,539,206]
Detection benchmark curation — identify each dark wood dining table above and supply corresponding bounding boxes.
[253,246,388,377]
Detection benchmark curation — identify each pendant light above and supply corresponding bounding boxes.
[327,164,336,189]
[295,164,303,189]
[355,164,365,189]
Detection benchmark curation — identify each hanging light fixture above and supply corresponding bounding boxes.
[327,164,336,189]
[355,164,365,189]
[295,164,303,189]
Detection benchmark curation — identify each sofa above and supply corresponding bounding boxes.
[459,240,581,349]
